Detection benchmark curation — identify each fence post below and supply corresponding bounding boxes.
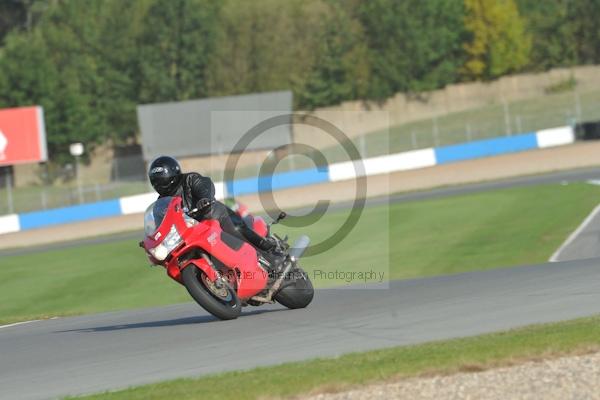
[411,131,418,149]
[515,115,523,134]
[359,134,367,158]
[41,188,47,210]
[574,90,582,123]
[466,123,472,142]
[503,100,512,136]
[432,116,440,147]
[284,144,296,171]
[74,156,84,204]
[112,159,118,182]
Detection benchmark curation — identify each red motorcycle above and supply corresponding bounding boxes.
[140,196,314,320]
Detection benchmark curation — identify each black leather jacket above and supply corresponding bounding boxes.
[157,172,275,254]
[159,172,215,214]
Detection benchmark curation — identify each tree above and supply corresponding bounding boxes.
[462,0,531,80]
[0,30,62,159]
[0,1,26,44]
[137,0,221,103]
[0,0,151,163]
[83,0,152,143]
[567,0,600,65]
[297,2,369,109]
[205,0,328,104]
[0,0,48,43]
[357,0,467,99]
[5,0,599,166]
[516,0,575,70]
[41,1,110,150]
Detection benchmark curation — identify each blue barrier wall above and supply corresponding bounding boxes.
[226,167,330,197]
[434,133,538,165]
[19,199,122,230]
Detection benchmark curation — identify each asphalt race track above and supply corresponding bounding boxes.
[3,167,600,399]
[551,204,600,262]
[1,258,600,400]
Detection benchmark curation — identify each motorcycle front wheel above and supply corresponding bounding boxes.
[181,266,241,320]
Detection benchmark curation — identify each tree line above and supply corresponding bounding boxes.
[0,0,599,163]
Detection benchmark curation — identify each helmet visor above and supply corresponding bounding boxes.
[150,176,177,195]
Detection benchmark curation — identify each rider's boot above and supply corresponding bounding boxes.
[254,236,288,278]
[235,223,287,274]
[240,225,282,253]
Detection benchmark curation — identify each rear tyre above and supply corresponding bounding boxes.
[181,266,241,320]
[274,267,314,309]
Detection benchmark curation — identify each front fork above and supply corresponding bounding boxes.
[175,254,219,283]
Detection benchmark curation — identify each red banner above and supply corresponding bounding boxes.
[0,106,47,166]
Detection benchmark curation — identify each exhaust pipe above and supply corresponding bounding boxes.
[289,235,310,261]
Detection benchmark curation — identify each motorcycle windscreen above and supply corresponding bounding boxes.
[143,196,174,237]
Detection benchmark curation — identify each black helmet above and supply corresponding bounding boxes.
[148,156,182,196]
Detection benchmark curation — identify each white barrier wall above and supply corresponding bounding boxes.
[0,214,20,234]
[119,193,158,215]
[328,148,436,182]
[536,126,576,148]
[118,182,227,216]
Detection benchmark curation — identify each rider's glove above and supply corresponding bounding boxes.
[196,198,214,212]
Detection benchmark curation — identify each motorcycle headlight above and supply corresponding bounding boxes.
[148,225,183,261]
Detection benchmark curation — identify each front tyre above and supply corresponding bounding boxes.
[274,267,314,309]
[181,266,241,320]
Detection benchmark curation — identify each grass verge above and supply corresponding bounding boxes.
[1,182,599,324]
[67,315,600,400]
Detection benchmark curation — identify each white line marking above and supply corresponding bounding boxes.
[0,317,58,329]
[0,320,40,329]
[549,203,600,262]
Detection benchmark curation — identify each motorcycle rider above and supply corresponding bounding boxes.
[148,156,283,269]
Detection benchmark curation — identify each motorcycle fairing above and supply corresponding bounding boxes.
[144,197,268,299]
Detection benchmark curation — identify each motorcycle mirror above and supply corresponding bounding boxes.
[273,211,286,224]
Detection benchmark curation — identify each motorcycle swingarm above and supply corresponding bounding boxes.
[249,259,294,304]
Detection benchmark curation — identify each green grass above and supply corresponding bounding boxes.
[68,315,600,400]
[295,181,600,284]
[1,182,599,325]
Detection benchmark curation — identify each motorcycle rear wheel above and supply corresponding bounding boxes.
[181,266,241,320]
[274,267,314,309]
